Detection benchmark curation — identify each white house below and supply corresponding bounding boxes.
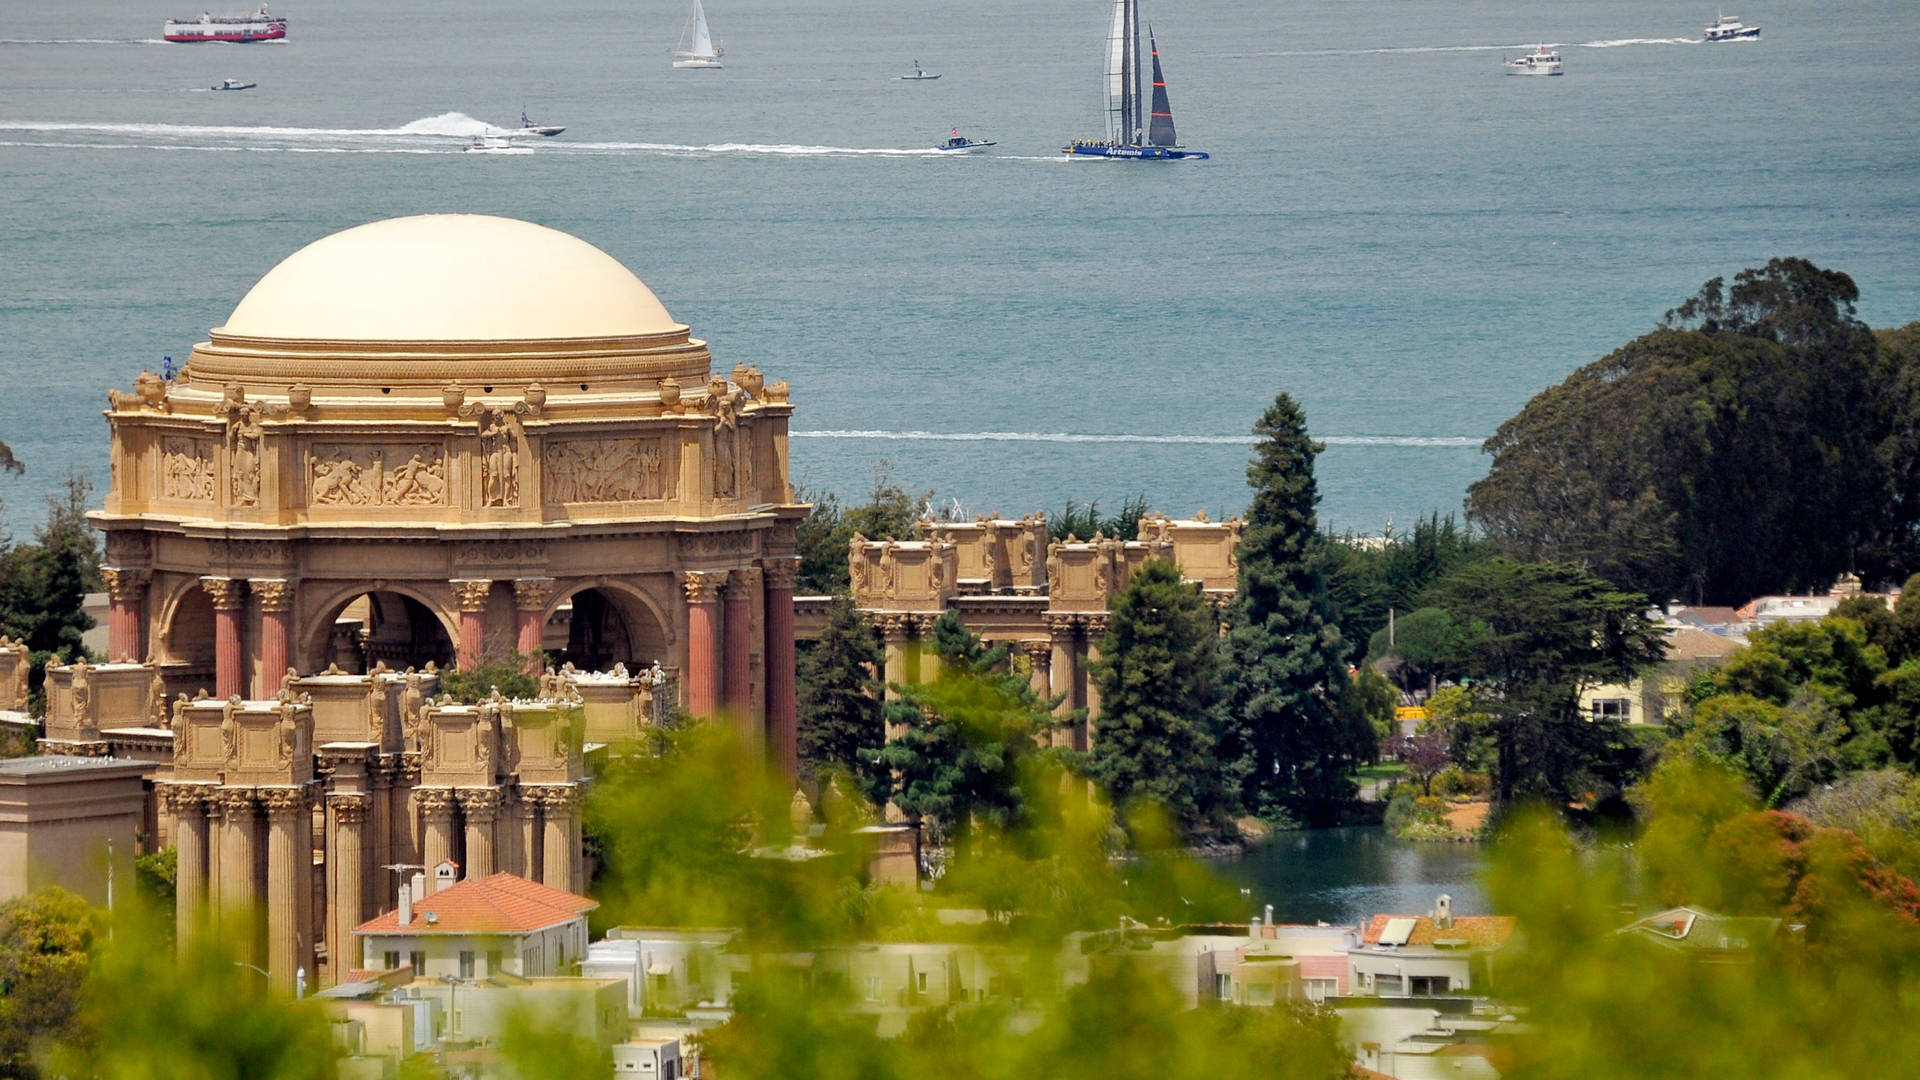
[354,863,597,980]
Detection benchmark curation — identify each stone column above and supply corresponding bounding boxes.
[456,789,500,877]
[1045,615,1079,749]
[1021,640,1053,697]
[762,558,799,783]
[101,567,151,663]
[417,788,456,883]
[326,793,369,986]
[879,615,911,707]
[389,756,419,872]
[537,786,577,893]
[203,577,248,700]
[217,788,258,958]
[253,579,294,699]
[1082,614,1109,750]
[723,569,757,723]
[167,785,210,949]
[261,787,309,994]
[451,580,492,670]
[516,791,540,881]
[365,761,392,918]
[913,615,942,684]
[681,571,727,717]
[512,578,555,674]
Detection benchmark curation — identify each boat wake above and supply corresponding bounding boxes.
[0,38,160,45]
[0,112,524,152]
[792,430,1484,448]
[564,141,948,157]
[1244,37,1698,58]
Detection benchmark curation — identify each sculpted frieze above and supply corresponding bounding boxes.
[542,437,667,504]
[310,443,448,508]
[161,438,217,502]
[453,541,548,566]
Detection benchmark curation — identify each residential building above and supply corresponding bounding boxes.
[1347,898,1513,997]
[354,865,596,979]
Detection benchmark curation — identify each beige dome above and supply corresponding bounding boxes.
[218,214,682,342]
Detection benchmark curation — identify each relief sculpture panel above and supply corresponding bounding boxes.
[161,438,217,502]
[542,437,667,504]
[310,443,448,508]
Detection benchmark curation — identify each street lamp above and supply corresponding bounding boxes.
[234,962,306,998]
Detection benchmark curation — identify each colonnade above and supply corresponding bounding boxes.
[679,559,799,780]
[872,611,1109,752]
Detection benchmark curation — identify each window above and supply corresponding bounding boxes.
[488,950,503,975]
[459,951,475,979]
[916,972,928,994]
[1590,698,1631,721]
[383,951,401,971]
[865,976,881,1002]
[1409,975,1451,995]
[1214,973,1232,1001]
[1375,974,1404,995]
[1248,983,1275,1006]
[1304,978,1338,1002]
[409,950,425,974]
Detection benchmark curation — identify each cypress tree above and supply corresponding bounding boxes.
[795,598,886,803]
[1087,558,1229,839]
[1219,394,1355,825]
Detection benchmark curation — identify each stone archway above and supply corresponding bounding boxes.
[299,585,457,675]
[155,580,217,688]
[545,582,671,673]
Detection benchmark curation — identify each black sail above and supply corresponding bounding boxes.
[1147,29,1176,146]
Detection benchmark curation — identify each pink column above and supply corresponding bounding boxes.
[681,571,726,717]
[762,558,799,782]
[203,577,247,699]
[512,578,555,674]
[102,568,150,663]
[253,579,293,698]
[452,580,492,670]
[723,569,757,721]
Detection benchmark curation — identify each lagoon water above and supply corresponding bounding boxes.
[1,0,1917,532]
[1221,828,1489,927]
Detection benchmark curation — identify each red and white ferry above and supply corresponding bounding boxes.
[163,6,287,43]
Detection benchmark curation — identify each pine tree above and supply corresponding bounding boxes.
[1086,558,1230,839]
[795,598,886,803]
[1219,394,1355,825]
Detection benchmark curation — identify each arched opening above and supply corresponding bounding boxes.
[158,583,216,692]
[307,590,455,675]
[547,586,670,673]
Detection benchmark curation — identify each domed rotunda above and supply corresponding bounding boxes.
[93,214,805,770]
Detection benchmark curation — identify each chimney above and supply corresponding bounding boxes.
[1436,894,1453,931]
[435,860,459,893]
[1250,914,1262,937]
[397,881,412,928]
[1264,904,1275,926]
[410,871,426,903]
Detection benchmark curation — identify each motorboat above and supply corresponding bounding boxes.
[1061,2,1209,161]
[672,0,724,68]
[1502,45,1564,75]
[212,78,256,91]
[900,60,941,80]
[933,129,994,153]
[465,135,532,155]
[519,108,565,137]
[1703,13,1761,41]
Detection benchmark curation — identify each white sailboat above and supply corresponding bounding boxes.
[1062,0,1208,161]
[672,0,724,69]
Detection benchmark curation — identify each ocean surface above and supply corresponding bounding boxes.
[2,0,1917,534]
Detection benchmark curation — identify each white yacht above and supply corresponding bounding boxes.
[1703,13,1761,41]
[1502,45,1563,76]
[672,0,724,68]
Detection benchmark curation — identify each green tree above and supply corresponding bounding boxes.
[437,651,539,702]
[1320,512,1496,653]
[1423,558,1666,805]
[0,888,98,1079]
[1334,663,1395,763]
[0,475,101,707]
[1085,558,1230,839]
[796,597,886,802]
[865,615,1052,845]
[1047,494,1150,542]
[1365,605,1481,696]
[792,467,934,595]
[1218,394,1355,825]
[1469,260,1906,603]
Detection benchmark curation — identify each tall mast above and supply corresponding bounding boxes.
[1130,0,1144,143]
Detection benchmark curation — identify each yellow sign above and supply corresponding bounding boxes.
[1394,706,1429,722]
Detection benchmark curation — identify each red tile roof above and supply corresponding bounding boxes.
[1360,914,1515,949]
[356,873,597,936]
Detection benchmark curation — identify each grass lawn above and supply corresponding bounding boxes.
[1354,761,1407,784]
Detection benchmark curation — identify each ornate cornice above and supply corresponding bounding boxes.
[327,792,372,823]
[415,787,457,817]
[911,613,940,636]
[455,787,502,819]
[257,786,311,818]
[252,578,295,613]
[216,787,258,816]
[725,567,762,599]
[1020,640,1053,666]
[876,613,913,642]
[1043,612,1081,638]
[527,784,578,811]
[1082,614,1111,636]
[451,579,494,612]
[201,576,247,611]
[512,576,557,611]
[160,782,217,814]
[680,570,728,605]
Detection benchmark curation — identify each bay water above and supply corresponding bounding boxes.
[2,0,1917,533]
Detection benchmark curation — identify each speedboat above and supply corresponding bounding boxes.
[1703,13,1761,41]
[212,78,256,91]
[464,135,532,155]
[519,108,564,137]
[900,60,941,80]
[1502,45,1564,75]
[932,129,994,153]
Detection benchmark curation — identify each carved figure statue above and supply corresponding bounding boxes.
[219,700,238,763]
[148,667,168,726]
[477,699,499,770]
[399,670,425,747]
[711,385,741,498]
[227,404,263,506]
[278,666,299,704]
[170,694,189,762]
[478,407,521,508]
[277,700,298,765]
[69,659,94,733]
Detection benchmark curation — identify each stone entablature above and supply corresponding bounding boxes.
[849,537,958,613]
[924,515,1048,595]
